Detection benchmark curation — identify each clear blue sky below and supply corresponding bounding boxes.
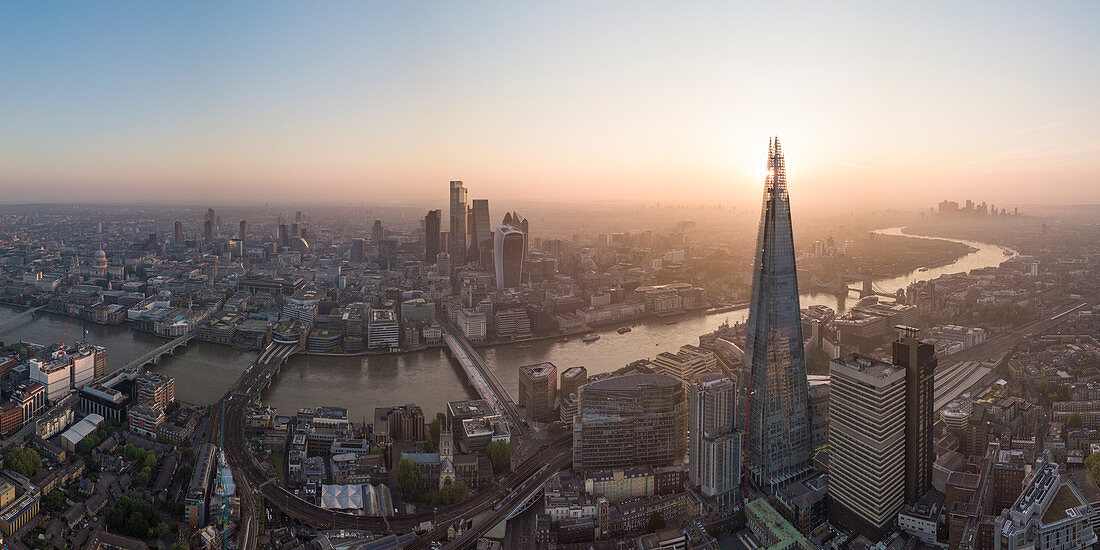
[2,1,1099,207]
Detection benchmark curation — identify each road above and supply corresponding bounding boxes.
[213,341,573,540]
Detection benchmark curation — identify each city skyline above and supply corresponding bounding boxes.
[2,2,1099,206]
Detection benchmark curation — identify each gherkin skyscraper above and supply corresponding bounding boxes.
[740,137,811,491]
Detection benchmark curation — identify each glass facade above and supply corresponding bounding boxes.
[740,138,812,490]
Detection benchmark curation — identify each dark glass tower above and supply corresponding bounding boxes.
[741,137,811,491]
[892,326,936,503]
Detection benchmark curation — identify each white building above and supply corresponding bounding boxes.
[458,308,487,342]
[70,348,96,390]
[367,308,400,351]
[651,345,717,382]
[688,374,741,509]
[30,356,72,402]
[829,354,906,538]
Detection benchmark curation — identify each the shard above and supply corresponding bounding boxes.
[740,137,811,491]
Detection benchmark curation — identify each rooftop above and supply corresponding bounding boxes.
[1042,484,1086,525]
[832,353,902,379]
[520,362,556,378]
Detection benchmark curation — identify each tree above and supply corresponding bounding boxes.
[136,466,152,488]
[396,459,420,497]
[1087,452,1100,482]
[647,512,666,533]
[106,496,161,539]
[546,422,564,436]
[43,490,66,512]
[1069,413,1084,429]
[144,450,157,469]
[428,412,446,443]
[152,522,170,540]
[169,543,190,550]
[487,440,512,474]
[4,447,42,477]
[439,481,469,504]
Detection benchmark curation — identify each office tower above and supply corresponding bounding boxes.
[371,220,383,244]
[892,326,936,503]
[519,362,557,423]
[449,180,467,264]
[828,354,906,539]
[278,224,289,248]
[559,366,588,398]
[239,220,247,243]
[689,374,741,508]
[740,137,812,491]
[295,210,303,223]
[573,373,687,473]
[435,252,450,275]
[351,238,366,263]
[466,206,476,259]
[203,219,214,247]
[470,199,492,264]
[494,225,526,290]
[502,211,529,254]
[424,209,441,263]
[291,222,300,237]
[174,220,184,246]
[378,238,397,269]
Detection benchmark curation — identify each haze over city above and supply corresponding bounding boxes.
[1,3,1100,550]
[3,2,1099,207]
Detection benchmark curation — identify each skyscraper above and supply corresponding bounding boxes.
[278,224,289,248]
[892,326,936,503]
[573,373,687,473]
[203,219,214,248]
[424,209,441,263]
[470,199,492,266]
[351,238,366,263]
[371,220,383,244]
[502,211,529,254]
[494,225,526,290]
[740,137,812,491]
[828,354,906,539]
[449,181,467,265]
[239,220,247,243]
[518,362,557,424]
[174,220,183,246]
[689,374,741,509]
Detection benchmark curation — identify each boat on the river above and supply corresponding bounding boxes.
[1004,249,1014,256]
[583,333,600,343]
[919,267,930,272]
[665,320,678,325]
[617,327,631,334]
[516,343,532,349]
[559,336,569,343]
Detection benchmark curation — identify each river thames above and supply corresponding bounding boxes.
[0,227,1014,421]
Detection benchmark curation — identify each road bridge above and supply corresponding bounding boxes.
[443,329,529,436]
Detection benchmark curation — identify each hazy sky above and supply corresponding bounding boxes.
[2,1,1099,208]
